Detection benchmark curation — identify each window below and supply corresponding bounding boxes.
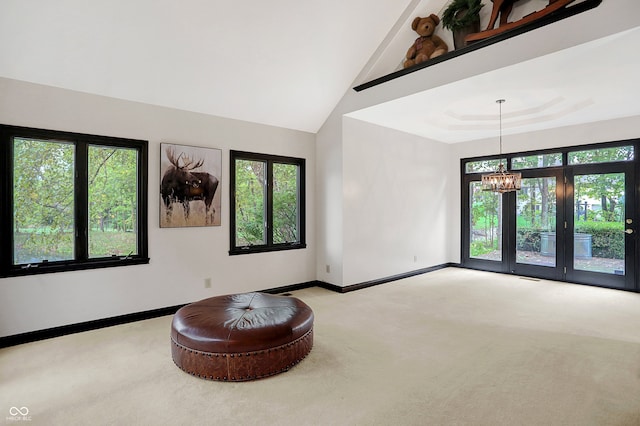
[568,145,634,165]
[469,181,503,261]
[0,125,148,277]
[230,151,305,255]
[511,153,562,169]
[465,158,506,174]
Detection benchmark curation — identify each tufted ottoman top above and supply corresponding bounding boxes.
[171,292,314,354]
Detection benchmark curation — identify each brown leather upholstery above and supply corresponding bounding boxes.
[171,292,314,381]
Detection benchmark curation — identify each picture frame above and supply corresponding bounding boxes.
[160,143,222,228]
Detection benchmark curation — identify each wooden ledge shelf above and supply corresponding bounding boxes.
[353,0,601,93]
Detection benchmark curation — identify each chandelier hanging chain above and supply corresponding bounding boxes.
[480,98,521,193]
[498,99,504,158]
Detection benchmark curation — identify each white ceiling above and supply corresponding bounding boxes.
[348,27,640,143]
[1,0,638,142]
[348,26,640,143]
[0,0,423,133]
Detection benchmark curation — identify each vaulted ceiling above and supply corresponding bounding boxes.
[1,1,639,143]
[0,0,431,133]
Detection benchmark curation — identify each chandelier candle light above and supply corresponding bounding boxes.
[481,99,521,193]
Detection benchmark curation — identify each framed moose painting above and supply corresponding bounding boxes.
[160,143,222,228]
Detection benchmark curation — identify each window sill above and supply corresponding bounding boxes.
[3,257,150,278]
[229,243,306,256]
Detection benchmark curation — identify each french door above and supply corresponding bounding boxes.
[509,169,564,281]
[463,142,638,292]
[564,163,636,289]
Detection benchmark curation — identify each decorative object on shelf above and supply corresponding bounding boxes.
[441,0,484,49]
[403,13,449,69]
[160,143,222,228]
[481,99,521,193]
[466,0,577,44]
[485,0,524,31]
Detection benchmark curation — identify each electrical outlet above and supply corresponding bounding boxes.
[325,264,330,274]
[413,255,418,263]
[204,278,212,288]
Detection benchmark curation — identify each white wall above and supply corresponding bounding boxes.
[0,77,316,337]
[342,118,450,285]
[315,113,345,285]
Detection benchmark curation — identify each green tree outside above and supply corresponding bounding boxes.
[12,138,137,264]
[234,159,299,246]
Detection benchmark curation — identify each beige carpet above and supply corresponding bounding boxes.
[2,268,640,425]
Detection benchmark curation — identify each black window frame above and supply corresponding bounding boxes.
[0,124,149,277]
[229,150,306,255]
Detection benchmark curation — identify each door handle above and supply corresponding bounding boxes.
[625,229,634,234]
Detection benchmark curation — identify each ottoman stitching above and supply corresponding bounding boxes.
[225,292,259,341]
[171,328,313,381]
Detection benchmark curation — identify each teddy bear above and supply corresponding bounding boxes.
[403,13,448,68]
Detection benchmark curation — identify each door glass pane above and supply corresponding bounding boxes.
[273,163,299,244]
[13,137,75,264]
[574,173,625,275]
[235,159,266,246]
[88,145,138,258]
[469,181,502,260]
[516,177,556,267]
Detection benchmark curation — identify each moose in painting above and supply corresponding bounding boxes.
[161,146,219,226]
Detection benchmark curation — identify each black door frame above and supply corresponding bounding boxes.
[508,168,565,281]
[461,139,639,292]
[565,162,636,290]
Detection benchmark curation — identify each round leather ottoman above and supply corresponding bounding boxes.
[171,292,314,381]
